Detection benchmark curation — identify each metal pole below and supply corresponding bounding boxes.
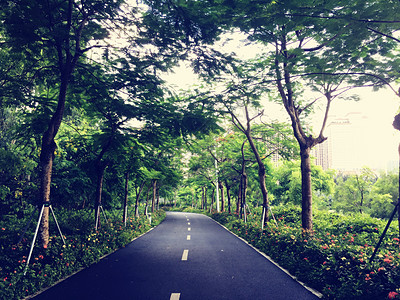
[261,206,266,230]
[370,201,399,264]
[95,206,100,230]
[17,207,37,245]
[24,204,45,275]
[49,205,65,245]
[100,205,109,225]
[269,206,278,226]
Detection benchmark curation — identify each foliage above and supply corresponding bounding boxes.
[273,160,335,206]
[332,169,399,218]
[0,206,165,299]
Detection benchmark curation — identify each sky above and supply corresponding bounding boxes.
[162,35,400,171]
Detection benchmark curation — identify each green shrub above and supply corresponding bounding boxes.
[0,208,165,299]
[209,206,400,300]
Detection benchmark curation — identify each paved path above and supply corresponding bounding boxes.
[32,212,321,300]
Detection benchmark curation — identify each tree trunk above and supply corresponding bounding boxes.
[239,142,247,219]
[135,181,146,218]
[210,188,215,213]
[225,180,231,214]
[201,186,205,210]
[241,172,248,219]
[145,184,151,216]
[398,145,400,239]
[81,197,86,209]
[204,187,207,210]
[123,172,129,226]
[246,133,269,225]
[356,175,364,214]
[38,74,70,247]
[151,180,157,213]
[300,147,313,233]
[38,140,56,248]
[156,184,160,210]
[37,0,86,246]
[174,190,177,207]
[237,182,241,215]
[219,181,225,212]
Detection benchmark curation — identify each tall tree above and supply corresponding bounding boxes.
[2,0,126,246]
[163,0,400,233]
[203,60,298,226]
[209,0,399,232]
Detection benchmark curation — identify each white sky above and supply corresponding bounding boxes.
[162,34,400,171]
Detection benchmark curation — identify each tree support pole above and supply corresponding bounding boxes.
[49,204,66,245]
[24,205,45,275]
[24,203,65,275]
[17,208,37,245]
[100,205,109,226]
[369,201,399,263]
[269,206,278,226]
[370,116,400,263]
[261,206,266,230]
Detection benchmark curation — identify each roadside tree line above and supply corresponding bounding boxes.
[1,0,400,246]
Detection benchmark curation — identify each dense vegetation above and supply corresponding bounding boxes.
[212,206,400,300]
[0,207,165,299]
[1,0,400,299]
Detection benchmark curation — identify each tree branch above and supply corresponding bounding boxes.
[366,26,400,43]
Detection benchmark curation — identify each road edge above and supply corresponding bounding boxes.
[206,214,324,299]
[24,226,158,300]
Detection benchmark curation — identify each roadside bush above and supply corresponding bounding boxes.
[210,205,400,300]
[0,208,165,299]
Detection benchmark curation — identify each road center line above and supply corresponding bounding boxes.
[187,235,191,240]
[188,222,190,225]
[188,227,191,231]
[181,249,189,261]
[170,293,180,300]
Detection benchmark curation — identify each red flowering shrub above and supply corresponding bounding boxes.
[211,205,400,300]
[0,208,165,299]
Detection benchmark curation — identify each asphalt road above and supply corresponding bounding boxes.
[31,212,321,300]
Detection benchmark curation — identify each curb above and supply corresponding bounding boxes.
[206,215,324,299]
[24,225,158,299]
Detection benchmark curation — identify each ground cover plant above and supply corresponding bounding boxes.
[208,205,400,300]
[0,206,165,299]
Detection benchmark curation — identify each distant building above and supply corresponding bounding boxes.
[312,112,370,172]
[311,140,329,170]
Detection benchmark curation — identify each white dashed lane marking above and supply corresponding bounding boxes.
[181,250,189,261]
[170,293,180,300]
[187,235,191,240]
[188,227,191,231]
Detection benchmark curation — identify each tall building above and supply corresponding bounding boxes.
[312,112,370,172]
[311,140,329,170]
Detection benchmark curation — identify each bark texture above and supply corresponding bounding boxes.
[300,147,313,232]
[123,172,129,225]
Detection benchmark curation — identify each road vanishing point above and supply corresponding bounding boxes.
[31,212,321,300]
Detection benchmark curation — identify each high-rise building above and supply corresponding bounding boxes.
[311,140,329,170]
[312,112,370,172]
